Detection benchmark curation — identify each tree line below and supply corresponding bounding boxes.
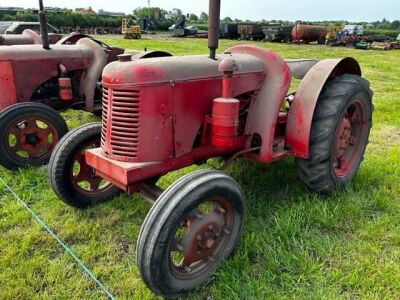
[1,7,399,32]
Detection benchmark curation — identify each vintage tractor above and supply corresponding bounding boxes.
[0,1,170,170]
[49,0,373,297]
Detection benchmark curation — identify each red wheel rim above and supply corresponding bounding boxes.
[4,117,59,164]
[332,99,368,178]
[69,138,115,197]
[168,197,234,279]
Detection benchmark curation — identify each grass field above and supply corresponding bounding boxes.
[1,36,399,299]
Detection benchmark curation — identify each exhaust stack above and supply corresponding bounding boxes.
[38,0,50,50]
[208,0,221,60]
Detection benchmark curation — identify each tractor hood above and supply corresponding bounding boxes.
[0,43,94,61]
[102,54,266,87]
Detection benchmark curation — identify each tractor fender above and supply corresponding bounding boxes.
[56,32,92,45]
[285,57,362,158]
[130,50,173,60]
[227,45,291,162]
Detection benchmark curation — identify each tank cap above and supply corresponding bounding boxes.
[118,54,133,62]
[219,56,239,73]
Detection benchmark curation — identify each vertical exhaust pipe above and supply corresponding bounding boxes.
[208,0,221,60]
[38,0,50,50]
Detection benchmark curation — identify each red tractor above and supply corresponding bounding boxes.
[49,0,373,297]
[0,1,170,170]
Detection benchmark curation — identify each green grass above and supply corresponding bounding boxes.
[1,36,400,299]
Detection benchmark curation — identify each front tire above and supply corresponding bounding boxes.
[0,103,68,170]
[137,170,245,298]
[296,74,373,192]
[48,122,120,209]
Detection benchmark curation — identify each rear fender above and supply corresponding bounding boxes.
[285,57,362,158]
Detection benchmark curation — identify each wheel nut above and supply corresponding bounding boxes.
[208,225,214,231]
[197,235,202,241]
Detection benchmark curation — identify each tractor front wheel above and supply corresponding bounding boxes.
[48,123,120,209]
[0,103,68,170]
[136,170,245,298]
[296,74,373,192]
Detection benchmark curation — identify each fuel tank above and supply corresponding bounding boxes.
[101,53,266,162]
[292,24,327,42]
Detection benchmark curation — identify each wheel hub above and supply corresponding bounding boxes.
[171,205,229,270]
[25,133,39,145]
[336,116,352,154]
[332,99,367,178]
[5,118,57,162]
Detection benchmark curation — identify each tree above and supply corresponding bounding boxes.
[222,17,232,23]
[134,7,167,20]
[188,13,198,22]
[170,8,183,21]
[200,12,208,22]
[391,20,400,29]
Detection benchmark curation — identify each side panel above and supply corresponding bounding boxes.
[285,57,362,158]
[12,58,90,102]
[0,61,17,110]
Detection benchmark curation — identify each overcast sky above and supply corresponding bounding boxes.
[1,0,399,22]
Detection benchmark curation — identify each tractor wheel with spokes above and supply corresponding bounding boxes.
[296,74,373,192]
[48,122,120,209]
[137,169,245,298]
[0,103,68,170]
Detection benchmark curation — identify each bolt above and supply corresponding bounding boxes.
[197,235,202,241]
[196,250,201,255]
[208,225,214,231]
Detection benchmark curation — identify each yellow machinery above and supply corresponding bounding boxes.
[325,24,342,42]
[122,19,141,39]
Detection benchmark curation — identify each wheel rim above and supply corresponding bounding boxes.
[169,196,235,280]
[69,138,115,197]
[332,99,368,178]
[4,117,59,164]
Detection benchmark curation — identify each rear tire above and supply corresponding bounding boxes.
[0,103,68,170]
[48,122,120,209]
[296,74,373,192]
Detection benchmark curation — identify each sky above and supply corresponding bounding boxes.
[1,0,399,22]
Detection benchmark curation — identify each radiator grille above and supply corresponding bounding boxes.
[101,87,140,161]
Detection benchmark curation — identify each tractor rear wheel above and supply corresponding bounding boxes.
[136,170,245,298]
[296,74,373,192]
[0,103,68,170]
[48,123,120,209]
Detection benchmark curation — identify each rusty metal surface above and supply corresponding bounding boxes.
[0,29,42,46]
[285,57,362,158]
[228,45,291,162]
[292,24,327,42]
[76,38,107,112]
[102,54,264,87]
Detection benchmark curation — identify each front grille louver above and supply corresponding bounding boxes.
[101,87,140,161]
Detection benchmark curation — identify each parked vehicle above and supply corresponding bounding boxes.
[49,0,373,298]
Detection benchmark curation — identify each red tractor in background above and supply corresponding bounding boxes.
[0,1,170,170]
[49,0,373,297]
